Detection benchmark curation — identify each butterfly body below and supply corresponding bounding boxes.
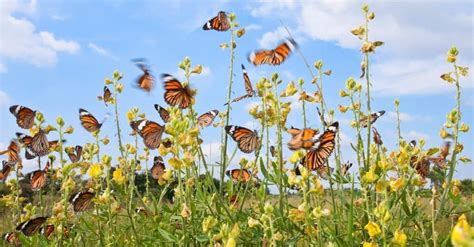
[154,104,170,123]
[162,74,194,109]
[130,119,164,150]
[151,156,166,180]
[360,110,385,128]
[79,108,103,132]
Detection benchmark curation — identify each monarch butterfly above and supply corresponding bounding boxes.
[429,142,450,169]
[301,122,339,171]
[372,127,383,145]
[162,74,194,109]
[29,129,50,157]
[287,127,319,150]
[79,108,103,132]
[40,224,69,240]
[202,11,230,32]
[69,191,95,212]
[360,110,385,128]
[67,145,83,163]
[130,119,164,150]
[225,125,260,153]
[154,104,170,123]
[0,141,20,165]
[248,38,297,66]
[134,59,154,92]
[9,105,36,129]
[197,110,219,128]
[16,216,47,236]
[151,156,166,180]
[0,161,12,181]
[226,65,255,105]
[341,162,352,176]
[30,160,50,191]
[2,232,19,245]
[226,169,251,182]
[97,86,112,106]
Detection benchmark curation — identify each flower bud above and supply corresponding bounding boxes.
[236,28,245,38]
[191,64,202,74]
[314,60,323,70]
[56,117,64,126]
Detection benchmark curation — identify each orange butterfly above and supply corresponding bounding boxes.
[203,11,230,31]
[2,231,19,245]
[97,86,112,106]
[360,110,385,128]
[197,110,219,128]
[0,161,13,181]
[226,169,252,182]
[287,127,319,150]
[248,39,297,66]
[69,191,95,212]
[67,145,83,163]
[226,65,255,105]
[0,141,20,165]
[134,59,154,92]
[9,105,36,129]
[16,216,47,236]
[30,159,50,191]
[154,104,170,123]
[301,122,339,171]
[151,156,166,180]
[409,141,431,178]
[225,125,260,153]
[130,119,164,150]
[162,74,194,109]
[79,108,103,132]
[16,132,61,160]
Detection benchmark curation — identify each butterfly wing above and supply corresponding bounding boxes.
[226,169,251,182]
[162,74,193,109]
[197,110,219,128]
[9,105,36,129]
[249,39,296,66]
[0,161,12,181]
[16,217,47,236]
[225,125,259,153]
[203,11,230,31]
[103,86,112,105]
[241,64,254,96]
[69,191,95,212]
[30,129,50,157]
[30,170,47,191]
[5,141,20,165]
[134,120,164,150]
[302,122,338,171]
[154,104,170,123]
[151,156,166,180]
[79,108,102,132]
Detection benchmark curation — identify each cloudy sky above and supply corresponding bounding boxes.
[0,0,472,180]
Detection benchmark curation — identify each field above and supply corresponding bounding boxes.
[1,3,473,247]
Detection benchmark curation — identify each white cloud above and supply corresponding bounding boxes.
[0,90,10,107]
[387,111,414,122]
[88,42,118,60]
[50,14,66,21]
[258,26,288,48]
[201,141,222,163]
[245,24,261,31]
[0,0,80,67]
[250,0,297,17]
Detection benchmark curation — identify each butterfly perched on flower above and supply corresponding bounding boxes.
[248,38,297,66]
[225,125,260,153]
[67,145,83,163]
[287,127,319,150]
[359,110,385,128]
[133,59,154,92]
[97,86,112,106]
[197,110,219,128]
[69,191,95,212]
[30,159,50,191]
[9,105,36,129]
[130,119,164,150]
[226,65,255,105]
[429,142,450,169]
[16,216,47,236]
[79,108,104,133]
[0,141,20,166]
[16,132,60,160]
[154,104,170,123]
[161,74,194,109]
[0,161,12,181]
[202,11,230,32]
[226,169,252,182]
[151,156,166,180]
[301,122,339,171]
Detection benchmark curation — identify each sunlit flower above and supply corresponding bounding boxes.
[390,177,405,192]
[451,214,474,246]
[181,204,191,218]
[364,221,382,238]
[392,229,407,246]
[363,169,377,183]
[289,208,305,223]
[202,216,217,233]
[248,217,259,228]
[89,163,103,179]
[113,168,125,185]
[363,241,378,247]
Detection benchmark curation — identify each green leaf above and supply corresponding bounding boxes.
[259,157,275,183]
[459,156,472,163]
[157,227,177,242]
[426,147,440,156]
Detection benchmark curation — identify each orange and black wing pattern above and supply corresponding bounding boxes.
[162,74,194,109]
[151,156,166,180]
[67,145,83,163]
[0,161,12,181]
[134,60,154,92]
[98,86,112,106]
[30,129,50,157]
[301,122,338,171]
[288,127,319,150]
[226,169,251,182]
[429,142,450,168]
[360,110,385,128]
[154,104,170,123]
[225,125,260,153]
[30,161,49,191]
[16,217,47,236]
[249,39,297,66]
[69,191,95,212]
[130,119,164,150]
[197,110,219,128]
[79,108,102,132]
[0,141,20,165]
[9,105,36,129]
[203,11,230,31]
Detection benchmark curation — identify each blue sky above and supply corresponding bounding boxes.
[0,0,472,181]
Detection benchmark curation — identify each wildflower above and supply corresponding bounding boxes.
[280,81,297,97]
[460,123,470,132]
[447,46,458,63]
[390,177,405,192]
[289,208,305,223]
[191,64,202,74]
[264,203,274,214]
[451,214,474,246]
[101,135,110,145]
[169,157,182,170]
[339,105,349,113]
[339,90,349,97]
[64,126,74,134]
[89,163,103,179]
[202,216,218,233]
[362,241,378,247]
[248,218,259,228]
[116,83,124,93]
[314,60,323,70]
[346,77,356,90]
[181,204,191,219]
[273,232,283,241]
[236,28,245,38]
[226,237,236,247]
[363,169,377,184]
[391,229,408,246]
[112,168,125,185]
[364,221,382,238]
[56,117,64,126]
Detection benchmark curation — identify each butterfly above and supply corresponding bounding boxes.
[226,169,251,182]
[408,141,431,178]
[40,225,70,240]
[30,160,50,191]
[161,74,194,109]
[130,119,164,150]
[67,145,83,163]
[317,165,334,180]
[0,141,20,165]
[226,65,255,105]
[270,145,276,157]
[360,110,385,128]
[16,216,47,236]
[134,59,154,92]
[97,86,112,106]
[301,122,339,171]
[248,38,297,66]
[161,138,173,148]
[225,125,260,153]
[341,162,352,176]
[429,142,450,169]
[154,104,170,123]
[9,105,36,129]
[69,191,95,212]
[197,110,219,128]
[2,232,19,245]
[16,132,61,160]
[202,11,230,32]
[151,156,166,180]
[372,127,383,145]
[79,108,103,132]
[29,129,50,157]
[287,127,319,150]
[0,161,13,181]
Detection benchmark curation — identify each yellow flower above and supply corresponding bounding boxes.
[363,241,378,247]
[181,204,191,218]
[202,216,217,233]
[364,221,382,238]
[390,177,405,192]
[289,208,305,223]
[248,217,259,228]
[226,237,236,247]
[393,229,407,246]
[112,168,125,185]
[127,109,136,121]
[169,157,182,170]
[363,169,377,183]
[451,214,474,246]
[89,163,103,178]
